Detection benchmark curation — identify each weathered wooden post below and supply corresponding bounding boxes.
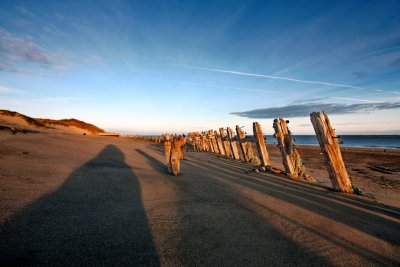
[227,127,241,160]
[194,133,200,152]
[235,125,256,162]
[310,111,353,193]
[201,132,208,152]
[163,134,172,174]
[205,132,211,152]
[209,130,220,154]
[189,132,197,152]
[170,136,181,176]
[206,131,215,153]
[220,127,233,158]
[253,122,271,170]
[214,130,226,156]
[273,118,311,180]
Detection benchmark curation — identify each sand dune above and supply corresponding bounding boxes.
[0,131,399,266]
[0,110,104,135]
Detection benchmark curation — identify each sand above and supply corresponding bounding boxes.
[265,144,400,207]
[0,131,399,266]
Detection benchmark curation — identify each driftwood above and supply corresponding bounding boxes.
[273,118,311,180]
[227,127,240,160]
[310,111,353,193]
[220,127,233,158]
[253,122,271,170]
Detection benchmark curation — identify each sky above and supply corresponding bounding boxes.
[0,0,400,135]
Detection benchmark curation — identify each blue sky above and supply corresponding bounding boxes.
[1,0,399,135]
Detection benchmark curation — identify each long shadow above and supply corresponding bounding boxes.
[0,145,160,266]
[187,153,400,243]
[192,152,400,218]
[159,146,400,218]
[143,147,399,265]
[136,148,333,266]
[185,157,400,265]
[136,149,166,174]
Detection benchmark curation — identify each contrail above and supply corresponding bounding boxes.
[174,64,399,96]
[176,65,364,90]
[184,82,280,94]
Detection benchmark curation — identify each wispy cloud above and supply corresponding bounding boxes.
[0,28,50,65]
[231,102,400,119]
[330,97,380,103]
[0,28,71,75]
[176,65,364,90]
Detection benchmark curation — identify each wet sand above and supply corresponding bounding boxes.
[0,132,399,266]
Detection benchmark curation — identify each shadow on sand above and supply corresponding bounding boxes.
[136,148,333,266]
[139,145,399,266]
[0,145,159,266]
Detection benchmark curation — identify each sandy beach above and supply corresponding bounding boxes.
[0,130,399,266]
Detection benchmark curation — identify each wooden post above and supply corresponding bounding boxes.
[227,127,240,160]
[194,133,200,152]
[220,127,233,158]
[206,130,214,153]
[214,130,226,156]
[253,122,271,170]
[170,136,181,176]
[273,118,311,180]
[209,130,220,154]
[163,134,172,173]
[206,131,215,153]
[235,125,251,162]
[201,132,208,152]
[310,111,353,193]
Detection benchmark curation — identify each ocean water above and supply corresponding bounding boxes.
[263,135,400,149]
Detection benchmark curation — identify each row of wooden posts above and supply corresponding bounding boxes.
[185,111,353,193]
[121,135,163,142]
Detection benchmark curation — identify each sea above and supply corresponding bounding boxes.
[143,134,400,149]
[263,135,400,149]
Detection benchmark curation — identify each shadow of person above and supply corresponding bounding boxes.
[0,145,160,266]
